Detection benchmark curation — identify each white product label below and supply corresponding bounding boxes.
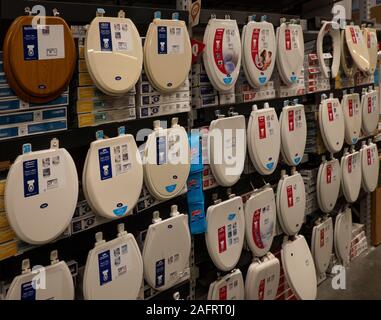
[113,143,132,176]
[99,21,133,52]
[157,26,184,55]
[40,154,66,192]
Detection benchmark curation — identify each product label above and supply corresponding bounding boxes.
[98,250,112,286]
[98,147,113,180]
[348,99,353,117]
[23,159,39,197]
[258,279,265,300]
[367,148,373,166]
[327,102,334,122]
[157,25,184,55]
[287,185,294,208]
[21,281,36,300]
[99,22,113,51]
[288,110,295,132]
[348,156,352,173]
[155,259,165,288]
[326,164,332,184]
[349,27,358,44]
[258,116,267,139]
[285,29,291,50]
[368,96,372,114]
[98,243,129,286]
[320,228,325,248]
[113,143,132,176]
[40,153,66,193]
[156,136,167,165]
[251,26,273,76]
[213,28,227,74]
[219,285,227,300]
[99,21,133,52]
[218,226,227,253]
[252,209,264,249]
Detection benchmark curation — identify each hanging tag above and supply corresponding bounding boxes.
[118,126,126,136]
[22,143,32,154]
[154,11,161,19]
[96,130,104,140]
[50,138,59,149]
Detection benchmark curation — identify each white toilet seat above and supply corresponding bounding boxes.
[361,88,379,135]
[317,22,341,79]
[276,171,306,236]
[85,12,142,95]
[341,150,361,203]
[207,269,245,300]
[316,158,341,213]
[334,208,352,265]
[83,133,143,219]
[205,196,245,271]
[5,144,78,245]
[208,115,246,187]
[142,206,191,291]
[279,102,307,166]
[242,18,276,87]
[341,93,362,145]
[144,15,191,93]
[311,218,333,275]
[341,30,356,78]
[281,235,317,300]
[244,186,276,257]
[318,95,345,154]
[360,142,379,193]
[245,253,280,300]
[203,18,241,92]
[83,226,143,300]
[247,103,280,175]
[143,119,190,201]
[363,27,378,75]
[345,25,370,73]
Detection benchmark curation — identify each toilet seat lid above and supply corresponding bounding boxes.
[279,104,307,166]
[340,30,356,78]
[281,235,317,300]
[83,231,143,300]
[144,18,191,93]
[245,254,280,300]
[208,269,245,300]
[361,89,379,135]
[361,143,379,193]
[334,208,352,264]
[5,147,78,244]
[85,16,142,95]
[205,196,245,271]
[208,115,246,187]
[341,93,362,145]
[6,261,74,300]
[311,218,333,275]
[341,151,361,203]
[247,105,280,175]
[345,25,370,73]
[203,18,242,92]
[83,134,143,219]
[142,213,191,291]
[276,172,306,236]
[364,28,378,74]
[241,20,276,87]
[244,186,276,257]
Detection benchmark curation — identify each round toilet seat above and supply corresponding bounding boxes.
[360,142,379,193]
[276,172,305,236]
[144,17,191,93]
[361,89,379,135]
[85,15,142,95]
[244,186,276,257]
[341,151,361,203]
[363,28,378,75]
[247,104,280,175]
[241,19,276,88]
[311,218,333,275]
[279,103,307,166]
[317,22,341,79]
[245,253,280,300]
[342,93,362,145]
[340,30,356,78]
[281,235,317,300]
[205,196,245,271]
[5,147,78,244]
[345,25,370,73]
[83,134,143,219]
[83,229,143,300]
[334,208,352,265]
[142,209,191,291]
[207,269,244,300]
[208,115,246,187]
[203,18,241,92]
[316,158,341,213]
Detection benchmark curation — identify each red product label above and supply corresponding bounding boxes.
[350,27,357,44]
[320,229,325,248]
[367,149,372,166]
[327,102,334,122]
[258,116,267,139]
[251,28,261,69]
[258,279,266,300]
[252,209,265,249]
[326,164,332,184]
[218,226,227,253]
[368,97,372,113]
[219,286,227,300]
[287,185,294,208]
[348,99,353,117]
[213,28,228,75]
[288,110,295,132]
[285,29,291,50]
[368,33,371,49]
[348,156,352,173]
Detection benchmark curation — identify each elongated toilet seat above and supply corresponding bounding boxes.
[316,158,341,213]
[205,196,245,271]
[203,18,241,92]
[279,102,307,166]
[334,208,352,265]
[242,17,276,87]
[244,186,276,257]
[85,11,143,95]
[360,142,379,193]
[142,206,191,291]
[281,235,317,300]
[247,103,280,175]
[317,21,341,79]
[144,14,191,93]
[276,171,306,236]
[208,115,246,187]
[345,25,370,73]
[83,225,143,300]
[83,131,143,219]
[5,142,78,244]
[340,30,356,78]
[341,150,361,203]
[311,218,333,275]
[361,88,379,135]
[363,27,378,75]
[207,269,244,300]
[341,93,362,145]
[245,253,280,300]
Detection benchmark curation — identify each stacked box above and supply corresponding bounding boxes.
[300,167,319,215]
[304,104,327,154]
[192,63,219,109]
[303,53,331,94]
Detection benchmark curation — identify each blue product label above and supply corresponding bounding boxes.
[113,204,128,217]
[98,250,112,286]
[155,259,165,288]
[0,62,3,73]
[223,76,232,84]
[0,73,7,85]
[29,94,68,108]
[0,112,34,125]
[27,120,67,134]
[42,108,66,120]
[0,126,19,139]
[266,162,274,170]
[294,156,301,165]
[259,76,267,84]
[23,159,39,197]
[0,99,21,112]
[156,136,167,165]
[21,281,36,300]
[228,213,236,221]
[0,86,16,98]
[290,75,297,82]
[23,26,39,60]
[352,137,358,144]
[99,22,113,51]
[165,184,177,193]
[157,26,167,54]
[98,147,113,180]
